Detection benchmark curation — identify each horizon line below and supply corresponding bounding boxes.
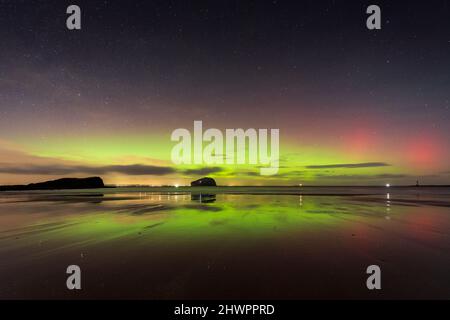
[109,184,450,188]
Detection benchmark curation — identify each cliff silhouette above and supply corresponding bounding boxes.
[190,177,217,187]
[0,177,105,191]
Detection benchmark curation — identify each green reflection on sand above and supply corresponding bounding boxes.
[1,192,393,258]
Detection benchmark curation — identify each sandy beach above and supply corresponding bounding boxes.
[1,186,450,299]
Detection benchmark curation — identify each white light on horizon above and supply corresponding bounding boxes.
[385,183,390,188]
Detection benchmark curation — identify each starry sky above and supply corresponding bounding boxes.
[0,0,450,186]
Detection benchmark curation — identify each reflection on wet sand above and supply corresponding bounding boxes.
[1,187,450,299]
[191,193,216,203]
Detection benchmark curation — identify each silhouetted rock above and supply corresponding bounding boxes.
[190,177,217,187]
[0,177,105,191]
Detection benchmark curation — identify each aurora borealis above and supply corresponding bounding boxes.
[1,0,450,186]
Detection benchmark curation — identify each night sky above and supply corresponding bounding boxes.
[1,0,450,186]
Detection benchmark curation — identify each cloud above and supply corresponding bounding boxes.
[305,162,390,169]
[0,164,76,175]
[0,163,227,177]
[182,167,223,175]
[315,173,409,180]
[0,164,176,176]
[97,165,175,175]
[233,170,305,179]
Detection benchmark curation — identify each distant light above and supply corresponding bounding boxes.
[299,183,303,187]
[174,184,179,188]
[385,183,390,188]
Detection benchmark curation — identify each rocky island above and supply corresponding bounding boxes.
[190,177,217,187]
[0,177,105,191]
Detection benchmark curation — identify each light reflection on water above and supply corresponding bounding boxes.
[1,188,450,299]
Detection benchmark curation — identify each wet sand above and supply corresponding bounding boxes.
[1,187,450,299]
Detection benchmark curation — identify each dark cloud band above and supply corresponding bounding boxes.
[0,163,175,176]
[305,162,390,169]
